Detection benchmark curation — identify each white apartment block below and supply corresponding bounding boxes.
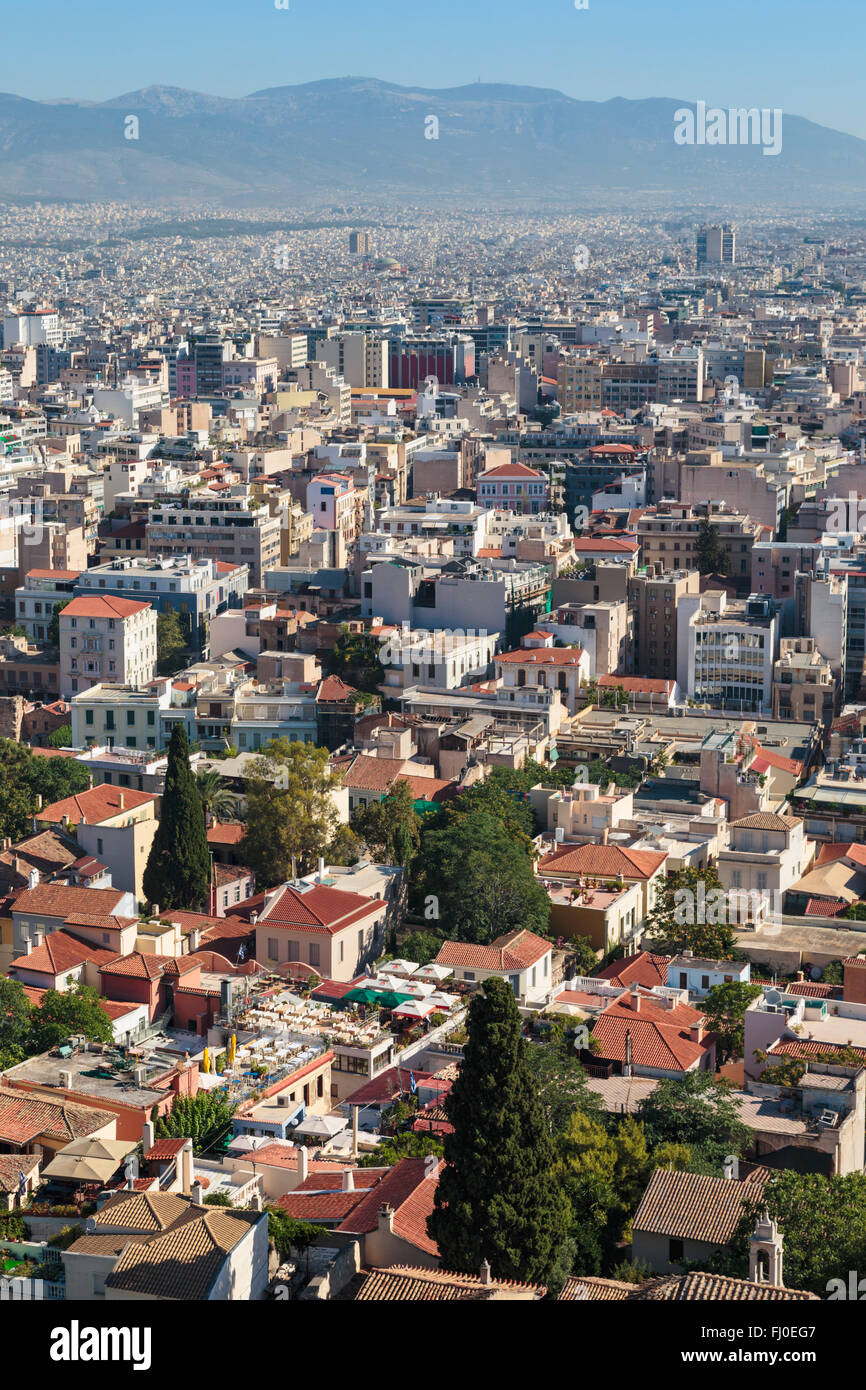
[60,595,157,699]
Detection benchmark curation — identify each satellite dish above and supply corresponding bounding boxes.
[810,966,823,982]
[765,989,782,1006]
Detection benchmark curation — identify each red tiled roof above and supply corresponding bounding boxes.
[8,929,117,977]
[39,784,154,826]
[434,928,551,973]
[317,675,359,702]
[240,882,383,935]
[596,951,671,989]
[206,822,245,846]
[61,595,152,620]
[538,842,667,880]
[497,647,585,667]
[11,883,127,919]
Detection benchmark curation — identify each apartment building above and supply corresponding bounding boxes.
[59,595,157,699]
[629,568,700,682]
[146,487,281,585]
[772,637,837,724]
[679,592,780,714]
[636,502,764,592]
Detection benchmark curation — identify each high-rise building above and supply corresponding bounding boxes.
[696,224,736,266]
[349,231,370,255]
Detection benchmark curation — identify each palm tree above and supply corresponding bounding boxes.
[195,769,237,823]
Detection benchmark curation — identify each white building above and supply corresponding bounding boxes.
[679,591,779,714]
[60,595,157,700]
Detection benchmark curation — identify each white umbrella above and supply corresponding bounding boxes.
[382,959,420,978]
[392,999,436,1019]
[426,991,458,1009]
[412,963,453,982]
[292,1114,348,1139]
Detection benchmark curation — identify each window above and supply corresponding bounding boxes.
[669,1238,684,1263]
[309,943,320,968]
[701,975,710,991]
[268,938,279,961]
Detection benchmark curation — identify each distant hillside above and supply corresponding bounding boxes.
[1,78,865,205]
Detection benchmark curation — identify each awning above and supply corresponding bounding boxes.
[42,1137,138,1184]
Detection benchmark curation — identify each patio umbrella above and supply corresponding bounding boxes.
[292,1114,348,1139]
[344,988,382,1006]
[383,959,419,977]
[412,963,453,982]
[392,999,436,1019]
[374,990,414,1009]
[42,1137,138,1184]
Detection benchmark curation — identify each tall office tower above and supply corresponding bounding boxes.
[349,231,370,255]
[696,224,736,266]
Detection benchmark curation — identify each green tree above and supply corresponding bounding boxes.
[701,981,763,1064]
[0,740,91,843]
[359,1132,444,1167]
[327,822,360,867]
[241,739,340,886]
[427,977,572,1287]
[143,724,211,911]
[326,626,384,694]
[645,863,739,958]
[695,517,729,576]
[267,1209,327,1269]
[46,725,73,749]
[524,1024,603,1135]
[398,929,445,966]
[638,1072,751,1175]
[735,1171,866,1295]
[154,1092,239,1155]
[351,778,420,865]
[413,809,549,945]
[0,977,32,1068]
[566,934,599,976]
[46,598,71,647]
[156,608,188,675]
[28,984,113,1052]
[195,768,237,822]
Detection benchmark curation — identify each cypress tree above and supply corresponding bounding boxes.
[427,976,572,1286]
[143,724,211,911]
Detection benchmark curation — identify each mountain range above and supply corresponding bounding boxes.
[1,77,866,207]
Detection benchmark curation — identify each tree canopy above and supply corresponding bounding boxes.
[143,724,211,911]
[0,741,91,843]
[427,976,572,1287]
[637,1071,751,1175]
[351,778,421,865]
[241,739,339,886]
[154,1091,238,1155]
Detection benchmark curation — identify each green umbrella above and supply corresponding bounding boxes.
[374,991,414,1009]
[344,988,382,1006]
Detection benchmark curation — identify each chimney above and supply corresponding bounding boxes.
[342,1167,355,1192]
[180,1140,194,1195]
[630,985,641,1012]
[624,1029,633,1078]
[152,904,160,917]
[188,926,202,954]
[118,792,125,811]
[296,1146,309,1183]
[191,1180,204,1207]
[352,1104,359,1160]
[318,856,325,882]
[690,1020,704,1043]
[377,1203,394,1235]
[28,869,39,891]
[479,1259,492,1286]
[141,1119,155,1151]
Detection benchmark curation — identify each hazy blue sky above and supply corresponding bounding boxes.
[5,0,865,139]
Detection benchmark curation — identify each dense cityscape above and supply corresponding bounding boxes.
[4,0,866,1360]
